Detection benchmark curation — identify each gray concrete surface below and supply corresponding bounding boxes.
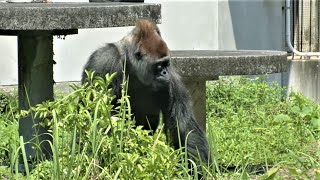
[0,3,161,31]
[170,50,290,120]
[171,50,288,81]
[171,50,288,130]
[288,59,320,102]
[173,50,286,130]
[18,35,54,159]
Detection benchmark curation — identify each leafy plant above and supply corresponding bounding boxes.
[17,71,186,179]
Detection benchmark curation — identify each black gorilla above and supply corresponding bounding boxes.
[81,19,210,168]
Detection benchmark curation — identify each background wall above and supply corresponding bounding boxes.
[0,0,284,85]
[219,0,284,50]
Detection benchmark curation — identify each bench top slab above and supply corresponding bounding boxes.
[0,3,161,31]
[171,50,288,80]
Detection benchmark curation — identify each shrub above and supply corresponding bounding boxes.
[20,71,186,179]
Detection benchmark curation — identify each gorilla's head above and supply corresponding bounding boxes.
[122,19,170,90]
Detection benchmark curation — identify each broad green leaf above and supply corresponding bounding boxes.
[274,114,291,123]
[311,118,320,129]
[291,106,301,114]
[263,167,279,180]
[300,106,312,117]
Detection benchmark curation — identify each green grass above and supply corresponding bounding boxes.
[0,75,319,179]
[207,76,320,179]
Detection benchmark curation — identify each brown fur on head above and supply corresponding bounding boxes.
[133,19,169,59]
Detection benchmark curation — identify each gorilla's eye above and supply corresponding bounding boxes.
[135,51,143,60]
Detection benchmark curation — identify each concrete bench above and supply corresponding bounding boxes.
[0,2,161,160]
[171,50,288,130]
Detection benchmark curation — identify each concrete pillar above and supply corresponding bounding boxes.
[18,34,54,160]
[288,59,320,102]
[182,80,207,131]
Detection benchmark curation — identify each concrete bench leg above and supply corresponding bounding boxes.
[18,34,54,161]
[182,80,206,131]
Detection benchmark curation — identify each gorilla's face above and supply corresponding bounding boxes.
[125,20,170,90]
[127,47,170,90]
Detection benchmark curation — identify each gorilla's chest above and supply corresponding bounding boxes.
[128,84,163,113]
[127,77,167,107]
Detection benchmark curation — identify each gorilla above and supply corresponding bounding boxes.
[81,19,210,170]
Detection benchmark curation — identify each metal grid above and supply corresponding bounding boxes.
[291,0,320,53]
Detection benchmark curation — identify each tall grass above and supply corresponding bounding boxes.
[6,71,189,179]
[0,75,319,179]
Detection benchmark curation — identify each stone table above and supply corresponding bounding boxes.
[171,50,288,130]
[0,2,161,160]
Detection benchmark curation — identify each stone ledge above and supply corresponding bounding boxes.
[0,50,288,93]
[171,50,288,81]
[0,3,161,31]
[0,81,79,94]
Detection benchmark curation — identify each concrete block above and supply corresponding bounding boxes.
[171,50,288,131]
[0,3,161,31]
[288,59,320,102]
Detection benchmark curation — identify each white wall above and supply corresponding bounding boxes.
[0,36,17,85]
[0,0,217,85]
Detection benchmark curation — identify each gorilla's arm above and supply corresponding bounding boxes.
[164,68,210,165]
[81,43,124,102]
